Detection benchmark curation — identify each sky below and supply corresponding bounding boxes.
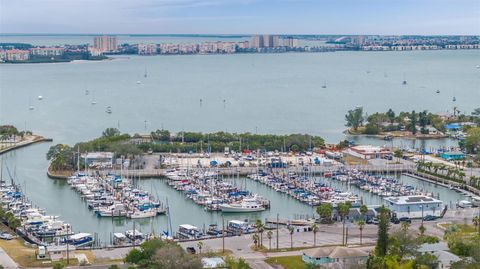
[0,0,479,35]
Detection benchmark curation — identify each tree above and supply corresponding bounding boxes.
[46,144,75,171]
[317,203,333,223]
[102,128,121,137]
[125,248,144,264]
[311,224,319,247]
[255,219,264,248]
[409,110,417,135]
[465,127,480,154]
[473,216,480,234]
[266,230,273,250]
[197,241,203,254]
[360,204,368,220]
[386,109,396,123]
[153,244,203,269]
[394,150,403,162]
[337,202,352,245]
[356,220,365,245]
[345,107,364,132]
[375,206,390,257]
[288,226,295,249]
[252,234,259,249]
[414,253,438,269]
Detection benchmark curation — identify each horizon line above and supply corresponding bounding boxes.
[1,33,479,37]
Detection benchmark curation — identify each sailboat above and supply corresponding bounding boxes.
[402,73,407,85]
[91,92,97,105]
[85,90,89,95]
[144,67,147,78]
[436,90,440,94]
[452,97,456,102]
[106,106,112,114]
[28,98,34,110]
[321,81,327,88]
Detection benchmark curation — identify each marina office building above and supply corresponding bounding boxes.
[384,195,444,219]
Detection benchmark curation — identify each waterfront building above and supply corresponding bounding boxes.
[440,151,465,161]
[44,245,75,261]
[283,37,298,48]
[302,246,369,268]
[251,35,262,48]
[88,47,102,57]
[30,47,64,57]
[93,35,117,52]
[0,49,6,61]
[251,35,280,48]
[82,152,114,168]
[137,43,157,55]
[384,195,444,219]
[236,41,250,49]
[5,49,30,61]
[344,145,392,160]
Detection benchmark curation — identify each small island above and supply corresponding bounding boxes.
[344,107,480,140]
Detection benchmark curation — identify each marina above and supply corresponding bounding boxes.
[0,48,478,246]
[0,143,473,245]
[164,168,270,212]
[67,173,166,219]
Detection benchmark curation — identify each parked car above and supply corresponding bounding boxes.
[186,247,196,254]
[0,233,13,240]
[423,215,438,221]
[367,218,379,225]
[398,217,412,224]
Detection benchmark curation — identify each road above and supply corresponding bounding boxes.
[0,247,18,269]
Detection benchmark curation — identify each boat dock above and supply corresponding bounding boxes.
[98,164,416,179]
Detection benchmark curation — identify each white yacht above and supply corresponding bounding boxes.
[219,198,265,213]
[129,209,156,219]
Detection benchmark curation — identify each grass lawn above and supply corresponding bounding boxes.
[439,223,478,234]
[0,238,80,267]
[265,255,305,269]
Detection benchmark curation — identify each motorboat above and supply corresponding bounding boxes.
[64,233,94,247]
[458,200,473,208]
[219,198,265,213]
[128,209,156,219]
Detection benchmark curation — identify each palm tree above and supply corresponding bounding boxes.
[311,224,319,247]
[337,202,352,246]
[419,224,426,236]
[401,220,410,233]
[267,230,273,250]
[197,241,204,254]
[252,234,259,249]
[360,204,368,220]
[356,220,365,245]
[256,219,265,248]
[473,216,480,234]
[288,226,295,249]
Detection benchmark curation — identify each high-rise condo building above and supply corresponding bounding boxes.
[251,35,280,48]
[94,36,118,52]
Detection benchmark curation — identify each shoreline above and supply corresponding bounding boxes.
[345,129,449,140]
[0,135,52,155]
